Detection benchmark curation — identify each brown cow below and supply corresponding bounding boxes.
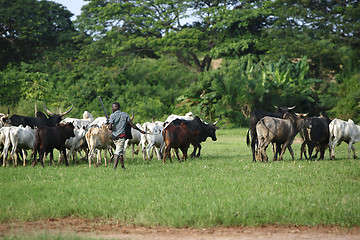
[162,123,198,163]
[31,123,75,167]
[85,125,114,167]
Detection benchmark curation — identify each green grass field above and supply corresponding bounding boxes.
[0,128,359,227]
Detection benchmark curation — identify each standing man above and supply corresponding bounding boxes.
[108,102,145,170]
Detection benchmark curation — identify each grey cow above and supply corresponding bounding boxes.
[256,113,308,162]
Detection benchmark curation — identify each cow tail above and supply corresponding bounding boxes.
[246,129,251,146]
[328,120,335,147]
[246,123,257,147]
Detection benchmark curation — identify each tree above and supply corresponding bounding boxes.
[258,0,360,77]
[76,0,252,72]
[0,0,76,68]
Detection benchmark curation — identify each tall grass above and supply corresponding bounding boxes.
[0,128,359,227]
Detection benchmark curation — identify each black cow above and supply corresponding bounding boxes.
[162,123,198,163]
[9,104,73,128]
[169,115,220,158]
[31,122,75,167]
[300,112,331,160]
[246,106,296,161]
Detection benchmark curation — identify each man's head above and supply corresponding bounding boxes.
[112,102,120,113]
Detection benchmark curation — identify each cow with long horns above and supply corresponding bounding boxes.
[9,103,73,128]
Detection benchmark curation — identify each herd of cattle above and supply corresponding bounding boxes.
[246,106,360,162]
[0,104,220,167]
[0,104,359,167]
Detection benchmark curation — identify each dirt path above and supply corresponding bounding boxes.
[1,217,359,240]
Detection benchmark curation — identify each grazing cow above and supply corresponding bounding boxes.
[169,116,220,158]
[164,112,194,127]
[85,125,114,167]
[300,112,331,160]
[140,121,165,161]
[124,123,142,160]
[162,123,198,163]
[9,104,73,128]
[8,126,36,166]
[329,118,360,159]
[31,123,75,167]
[246,106,296,161]
[256,112,308,162]
[61,111,94,130]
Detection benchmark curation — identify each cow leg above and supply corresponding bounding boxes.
[258,138,270,162]
[348,140,357,159]
[308,141,316,160]
[31,149,37,167]
[62,149,69,166]
[190,143,199,158]
[300,141,307,160]
[181,147,188,162]
[319,147,325,160]
[163,146,172,163]
[288,145,295,161]
[10,145,18,167]
[39,151,45,167]
[172,149,180,161]
[141,144,147,161]
[278,142,290,161]
[22,149,27,166]
[49,151,54,166]
[104,148,108,167]
[330,138,340,160]
[153,147,161,161]
[88,149,93,167]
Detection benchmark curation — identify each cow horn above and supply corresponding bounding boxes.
[288,106,296,110]
[130,110,134,121]
[274,105,278,109]
[213,115,221,125]
[60,105,74,117]
[43,103,54,116]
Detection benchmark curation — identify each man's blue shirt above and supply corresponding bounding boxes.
[109,110,130,137]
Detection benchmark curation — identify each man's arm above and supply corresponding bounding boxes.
[128,121,145,134]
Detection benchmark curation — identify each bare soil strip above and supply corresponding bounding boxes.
[1,217,359,240]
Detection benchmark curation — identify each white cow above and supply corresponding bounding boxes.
[140,121,165,161]
[89,117,107,128]
[85,125,114,167]
[60,126,87,164]
[124,123,142,160]
[9,126,36,166]
[61,111,94,130]
[0,126,36,166]
[329,118,360,159]
[164,112,194,127]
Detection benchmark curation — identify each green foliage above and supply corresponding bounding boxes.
[0,0,76,68]
[182,56,321,126]
[330,66,360,123]
[1,0,360,125]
